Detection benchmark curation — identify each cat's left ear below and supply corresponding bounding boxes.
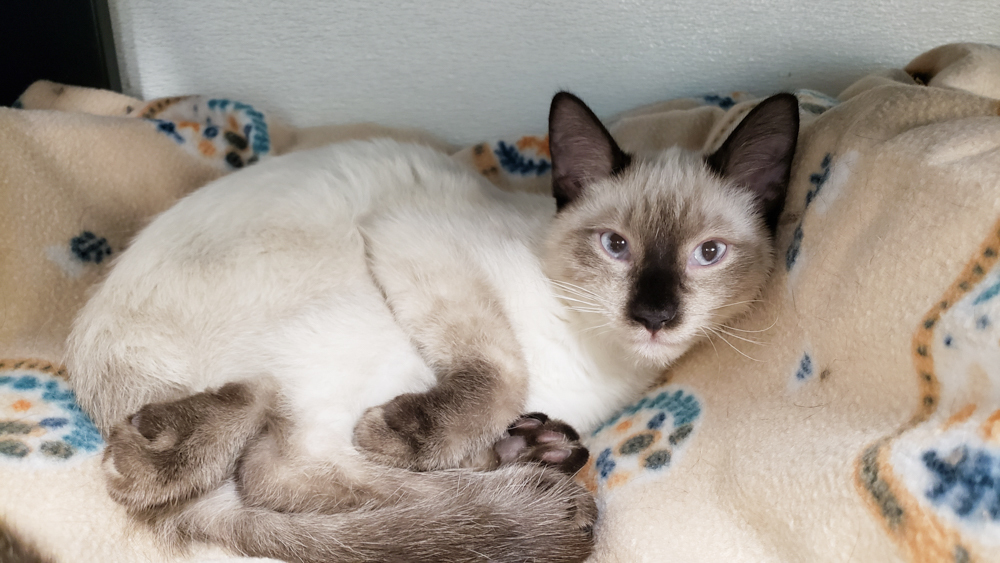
[706,93,800,234]
[549,92,632,211]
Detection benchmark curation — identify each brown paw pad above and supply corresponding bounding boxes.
[495,413,589,474]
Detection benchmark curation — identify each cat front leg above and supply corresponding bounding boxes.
[353,351,527,471]
[353,252,532,471]
[493,412,590,474]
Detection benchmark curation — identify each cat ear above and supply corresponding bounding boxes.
[706,93,800,234]
[548,92,632,211]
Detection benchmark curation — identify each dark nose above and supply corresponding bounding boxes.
[629,303,678,333]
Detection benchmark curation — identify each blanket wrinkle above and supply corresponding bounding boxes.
[1,42,999,563]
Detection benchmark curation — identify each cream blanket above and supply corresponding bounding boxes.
[1,42,998,562]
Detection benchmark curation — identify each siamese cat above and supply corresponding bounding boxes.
[66,92,799,563]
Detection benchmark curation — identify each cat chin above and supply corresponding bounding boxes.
[627,332,695,368]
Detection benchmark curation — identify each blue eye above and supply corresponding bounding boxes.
[692,240,727,266]
[600,231,630,260]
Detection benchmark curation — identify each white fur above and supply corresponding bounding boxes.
[67,140,667,466]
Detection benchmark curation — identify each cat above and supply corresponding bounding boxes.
[66,91,799,563]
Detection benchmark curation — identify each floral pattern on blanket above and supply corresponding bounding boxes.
[857,219,1000,563]
[0,360,103,466]
[579,386,702,494]
[465,89,838,197]
[136,95,271,171]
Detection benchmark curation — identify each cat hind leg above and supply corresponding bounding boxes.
[103,379,276,511]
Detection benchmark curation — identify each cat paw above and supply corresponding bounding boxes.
[493,413,590,475]
[103,383,266,511]
[354,390,493,471]
[353,392,435,470]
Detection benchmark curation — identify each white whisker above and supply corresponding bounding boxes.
[706,313,780,334]
[550,280,604,300]
[580,322,612,334]
[709,299,763,311]
[556,295,600,307]
[723,315,780,333]
[700,327,720,359]
[568,306,604,314]
[705,326,762,363]
[590,327,615,339]
[712,326,764,346]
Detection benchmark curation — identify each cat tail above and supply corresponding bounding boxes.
[155,464,597,563]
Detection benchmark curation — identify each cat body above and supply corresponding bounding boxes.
[66,93,799,563]
[76,139,651,460]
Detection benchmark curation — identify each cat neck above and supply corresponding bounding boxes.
[569,309,669,396]
[519,298,668,435]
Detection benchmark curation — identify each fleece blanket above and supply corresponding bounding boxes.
[1,42,999,562]
[0,83,451,562]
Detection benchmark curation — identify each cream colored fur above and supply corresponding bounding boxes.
[68,140,662,438]
[65,97,785,559]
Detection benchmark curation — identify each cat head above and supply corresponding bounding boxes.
[544,91,799,368]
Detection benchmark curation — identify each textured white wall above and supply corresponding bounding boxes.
[110,0,1000,145]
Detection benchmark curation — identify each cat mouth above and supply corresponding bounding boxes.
[633,325,686,344]
[632,327,689,351]
[631,336,687,364]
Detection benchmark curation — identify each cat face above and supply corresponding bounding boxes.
[544,92,799,368]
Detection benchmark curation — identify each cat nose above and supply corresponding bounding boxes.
[629,303,679,333]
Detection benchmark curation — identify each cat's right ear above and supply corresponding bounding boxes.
[548,92,632,211]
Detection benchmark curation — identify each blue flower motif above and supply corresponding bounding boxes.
[795,353,814,381]
[702,94,737,110]
[42,380,75,402]
[493,141,551,176]
[0,368,103,462]
[647,412,667,430]
[805,154,832,207]
[595,448,616,479]
[38,418,68,429]
[149,119,184,143]
[594,389,702,433]
[973,278,1000,305]
[70,231,112,264]
[785,225,804,271]
[12,376,38,390]
[923,446,1000,521]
